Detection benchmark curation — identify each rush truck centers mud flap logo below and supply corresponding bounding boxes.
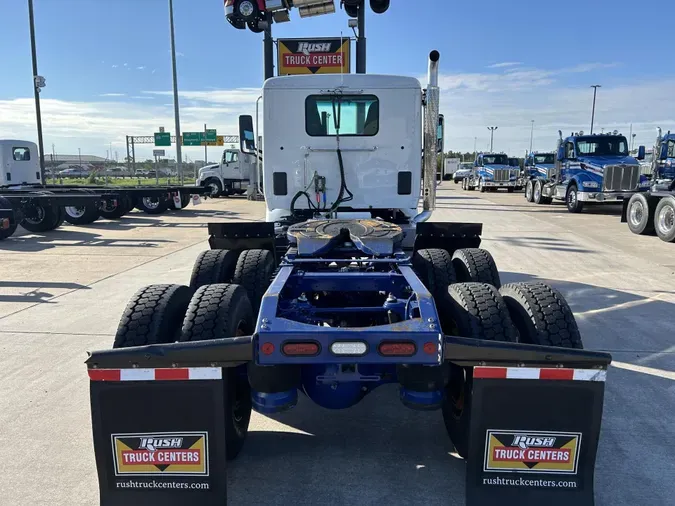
[484,430,581,474]
[112,432,208,476]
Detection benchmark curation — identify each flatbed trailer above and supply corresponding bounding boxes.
[0,184,209,239]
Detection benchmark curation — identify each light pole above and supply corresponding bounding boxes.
[28,0,46,181]
[78,147,82,167]
[632,133,637,152]
[487,126,498,152]
[590,85,601,134]
[473,136,477,158]
[168,0,183,183]
[529,120,534,153]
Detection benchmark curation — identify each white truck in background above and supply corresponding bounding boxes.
[196,148,253,197]
[443,157,460,180]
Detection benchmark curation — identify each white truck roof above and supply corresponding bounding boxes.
[264,74,422,90]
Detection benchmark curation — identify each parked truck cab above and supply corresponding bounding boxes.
[196,148,252,197]
[469,152,519,193]
[527,131,649,212]
[0,140,42,185]
[643,128,675,187]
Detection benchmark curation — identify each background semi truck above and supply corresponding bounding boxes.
[443,157,460,180]
[525,131,649,212]
[623,128,675,241]
[196,148,254,197]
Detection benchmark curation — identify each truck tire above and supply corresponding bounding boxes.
[232,249,275,313]
[442,282,517,458]
[654,196,675,242]
[499,282,583,349]
[451,248,501,288]
[20,203,60,232]
[0,197,18,240]
[189,249,240,289]
[180,283,254,461]
[52,206,65,229]
[413,248,457,332]
[63,204,99,225]
[167,193,192,210]
[203,178,223,198]
[478,178,485,193]
[113,284,193,348]
[99,197,128,220]
[525,180,534,202]
[137,195,168,214]
[533,179,545,204]
[626,193,656,235]
[566,183,584,213]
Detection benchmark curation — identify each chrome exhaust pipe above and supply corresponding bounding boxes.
[422,50,440,214]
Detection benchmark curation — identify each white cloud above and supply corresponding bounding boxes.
[487,62,522,68]
[123,63,128,67]
[143,88,261,104]
[136,66,146,70]
[111,64,118,68]
[99,93,126,97]
[151,69,157,74]
[0,89,256,159]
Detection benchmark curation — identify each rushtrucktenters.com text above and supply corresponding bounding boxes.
[483,476,578,488]
[116,480,209,490]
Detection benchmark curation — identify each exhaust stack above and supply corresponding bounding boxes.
[422,50,440,214]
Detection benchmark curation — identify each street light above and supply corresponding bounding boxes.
[590,85,601,134]
[487,126,498,152]
[168,0,183,183]
[529,120,534,153]
[27,0,46,181]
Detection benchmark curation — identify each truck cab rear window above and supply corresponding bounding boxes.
[12,147,30,161]
[305,95,379,136]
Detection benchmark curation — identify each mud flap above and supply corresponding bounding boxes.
[465,366,606,506]
[89,367,228,506]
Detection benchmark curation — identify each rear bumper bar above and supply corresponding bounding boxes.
[85,334,611,371]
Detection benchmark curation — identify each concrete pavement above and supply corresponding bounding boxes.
[0,187,673,505]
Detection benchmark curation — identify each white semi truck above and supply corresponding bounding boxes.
[443,157,460,180]
[196,148,254,197]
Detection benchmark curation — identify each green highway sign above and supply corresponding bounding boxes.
[183,130,218,146]
[154,132,171,146]
[183,132,203,146]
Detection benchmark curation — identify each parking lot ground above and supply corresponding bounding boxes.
[0,186,673,505]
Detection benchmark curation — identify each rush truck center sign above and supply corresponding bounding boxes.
[278,38,351,75]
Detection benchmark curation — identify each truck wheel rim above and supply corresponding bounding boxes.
[103,201,118,212]
[65,206,85,218]
[207,183,220,196]
[629,201,644,226]
[142,197,160,210]
[525,182,532,200]
[569,189,577,206]
[534,183,541,200]
[658,204,675,235]
[239,0,254,16]
[25,207,45,224]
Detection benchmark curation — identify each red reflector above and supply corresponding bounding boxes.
[88,369,121,381]
[282,342,319,356]
[474,367,507,379]
[261,342,275,355]
[379,342,416,356]
[539,368,574,380]
[155,368,189,381]
[423,342,437,354]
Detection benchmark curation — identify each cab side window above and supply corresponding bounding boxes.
[565,142,575,159]
[225,151,238,164]
[13,147,30,161]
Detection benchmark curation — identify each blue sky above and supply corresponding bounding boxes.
[1,0,673,160]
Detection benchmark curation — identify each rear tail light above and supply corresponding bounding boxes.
[282,342,320,356]
[261,342,275,355]
[330,341,367,356]
[379,341,416,356]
